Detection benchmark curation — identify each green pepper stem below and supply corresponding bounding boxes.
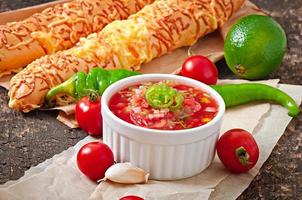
[45,75,77,104]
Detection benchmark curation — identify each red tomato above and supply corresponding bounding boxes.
[77,142,114,181]
[120,196,144,200]
[180,55,218,85]
[216,128,259,173]
[75,96,102,136]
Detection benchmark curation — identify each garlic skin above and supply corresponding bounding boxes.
[103,163,149,184]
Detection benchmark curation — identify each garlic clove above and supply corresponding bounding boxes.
[102,162,149,184]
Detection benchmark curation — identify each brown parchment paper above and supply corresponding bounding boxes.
[1,81,301,200]
[88,83,302,200]
[0,1,301,200]
[0,1,264,129]
[0,0,262,128]
[57,0,264,128]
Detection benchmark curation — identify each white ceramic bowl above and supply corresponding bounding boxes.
[101,74,225,180]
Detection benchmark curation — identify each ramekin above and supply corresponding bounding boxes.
[101,74,225,180]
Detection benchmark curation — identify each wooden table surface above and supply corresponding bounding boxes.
[0,0,301,199]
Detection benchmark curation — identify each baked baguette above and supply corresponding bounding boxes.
[0,0,153,76]
[9,0,245,112]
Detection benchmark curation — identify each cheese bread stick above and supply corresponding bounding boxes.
[9,0,245,112]
[0,0,153,76]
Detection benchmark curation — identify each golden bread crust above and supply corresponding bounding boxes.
[9,0,245,112]
[0,0,153,76]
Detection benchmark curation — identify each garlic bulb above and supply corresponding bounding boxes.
[102,163,149,184]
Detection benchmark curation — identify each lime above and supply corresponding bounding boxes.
[224,15,287,80]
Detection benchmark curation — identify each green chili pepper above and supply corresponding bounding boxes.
[211,83,300,117]
[145,83,184,111]
[75,71,88,98]
[46,68,140,104]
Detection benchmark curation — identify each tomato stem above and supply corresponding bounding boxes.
[235,146,251,166]
[81,89,99,102]
[187,47,195,57]
[89,92,99,102]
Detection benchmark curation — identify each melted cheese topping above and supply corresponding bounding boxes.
[101,18,154,68]
[72,17,154,70]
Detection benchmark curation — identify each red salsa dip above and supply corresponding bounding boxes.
[109,80,218,130]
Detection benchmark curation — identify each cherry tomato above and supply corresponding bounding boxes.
[120,195,144,200]
[75,96,102,136]
[77,142,114,181]
[180,55,218,85]
[216,129,259,173]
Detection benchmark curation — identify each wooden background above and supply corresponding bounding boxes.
[0,0,301,199]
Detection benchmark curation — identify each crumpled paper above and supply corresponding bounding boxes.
[0,1,263,129]
[1,80,301,200]
[55,0,264,128]
[1,1,301,200]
